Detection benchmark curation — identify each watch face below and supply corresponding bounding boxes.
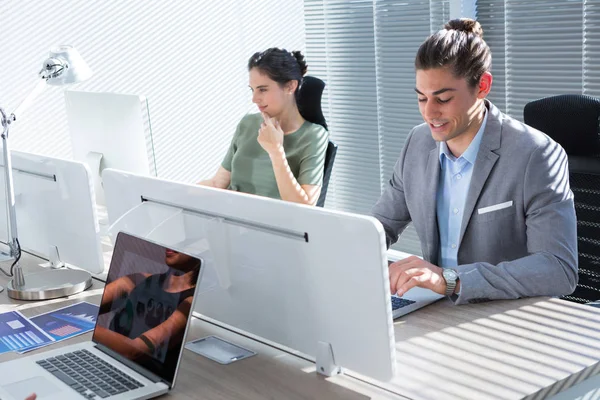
[444,269,457,280]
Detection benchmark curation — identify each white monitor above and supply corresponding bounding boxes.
[64,90,156,205]
[0,150,104,274]
[103,169,397,382]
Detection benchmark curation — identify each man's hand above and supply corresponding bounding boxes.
[389,256,450,296]
[258,112,284,156]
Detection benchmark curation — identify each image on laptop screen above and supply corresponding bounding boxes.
[93,232,202,385]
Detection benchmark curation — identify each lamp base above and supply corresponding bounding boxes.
[7,269,92,300]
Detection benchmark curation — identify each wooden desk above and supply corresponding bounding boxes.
[345,297,600,400]
[0,295,396,400]
[0,256,396,400]
[2,254,599,399]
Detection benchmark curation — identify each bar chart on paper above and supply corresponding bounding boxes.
[48,324,82,337]
[30,301,98,342]
[0,311,53,354]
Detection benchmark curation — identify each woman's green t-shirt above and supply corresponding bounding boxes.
[221,113,329,199]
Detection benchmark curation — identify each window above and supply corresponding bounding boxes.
[1,0,306,184]
[304,0,449,255]
[476,0,600,119]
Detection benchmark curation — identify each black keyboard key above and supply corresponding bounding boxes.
[391,296,416,310]
[106,387,119,395]
[50,370,77,386]
[88,384,103,393]
[113,386,127,394]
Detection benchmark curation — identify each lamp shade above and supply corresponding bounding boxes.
[43,45,92,86]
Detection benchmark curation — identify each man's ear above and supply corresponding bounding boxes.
[477,72,493,99]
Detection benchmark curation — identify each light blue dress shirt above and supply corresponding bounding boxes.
[437,110,488,271]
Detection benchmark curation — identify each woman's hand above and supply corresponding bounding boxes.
[26,394,36,400]
[258,112,284,157]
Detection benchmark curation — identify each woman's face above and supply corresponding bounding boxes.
[249,68,294,118]
[164,249,197,272]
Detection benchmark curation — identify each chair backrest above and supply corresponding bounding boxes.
[297,75,327,130]
[524,94,600,303]
[523,94,600,155]
[297,76,337,207]
[317,140,338,207]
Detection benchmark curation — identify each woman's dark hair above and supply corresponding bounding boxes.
[248,48,308,99]
[415,18,491,87]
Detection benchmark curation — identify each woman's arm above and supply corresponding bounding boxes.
[94,296,192,360]
[99,274,145,314]
[258,115,319,205]
[140,297,193,351]
[94,326,150,360]
[268,148,321,205]
[197,166,231,189]
[94,297,193,359]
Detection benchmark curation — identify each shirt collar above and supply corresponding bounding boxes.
[439,108,488,165]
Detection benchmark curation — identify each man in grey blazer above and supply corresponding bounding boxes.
[372,18,578,305]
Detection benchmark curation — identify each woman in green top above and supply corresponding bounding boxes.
[199,48,329,205]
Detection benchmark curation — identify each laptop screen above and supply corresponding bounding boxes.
[93,232,202,385]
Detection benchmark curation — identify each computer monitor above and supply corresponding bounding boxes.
[103,169,397,382]
[0,150,104,274]
[64,90,156,205]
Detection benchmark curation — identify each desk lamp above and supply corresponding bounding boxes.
[0,46,93,300]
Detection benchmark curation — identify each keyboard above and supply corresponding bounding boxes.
[36,349,144,399]
[391,296,416,311]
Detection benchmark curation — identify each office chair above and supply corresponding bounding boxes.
[297,76,338,207]
[317,141,338,207]
[524,94,600,303]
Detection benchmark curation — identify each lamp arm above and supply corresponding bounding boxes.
[0,108,19,270]
[10,79,48,123]
[0,77,48,285]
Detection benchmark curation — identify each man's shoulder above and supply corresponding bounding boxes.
[498,112,561,155]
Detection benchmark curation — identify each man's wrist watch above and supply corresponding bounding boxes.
[442,268,459,296]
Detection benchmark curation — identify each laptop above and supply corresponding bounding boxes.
[390,288,445,319]
[387,260,445,319]
[0,232,204,400]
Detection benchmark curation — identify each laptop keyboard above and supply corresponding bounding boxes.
[391,296,416,311]
[36,349,144,399]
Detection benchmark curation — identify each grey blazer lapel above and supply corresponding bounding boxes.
[424,145,441,263]
[459,101,502,246]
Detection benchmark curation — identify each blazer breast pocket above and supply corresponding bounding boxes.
[474,200,516,223]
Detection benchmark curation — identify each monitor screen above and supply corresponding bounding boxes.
[0,150,104,274]
[93,232,202,385]
[64,90,156,205]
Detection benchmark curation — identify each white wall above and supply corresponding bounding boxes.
[0,0,305,183]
